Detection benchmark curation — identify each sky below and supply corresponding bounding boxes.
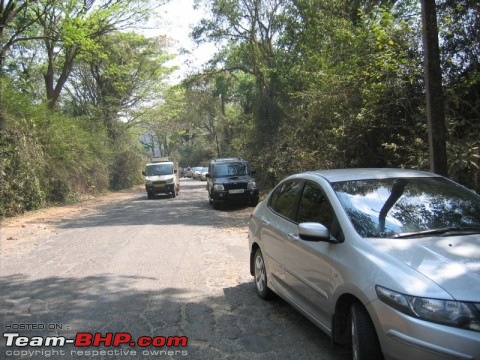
[143,0,217,83]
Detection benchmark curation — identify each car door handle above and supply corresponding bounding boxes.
[262,219,270,226]
[287,233,299,241]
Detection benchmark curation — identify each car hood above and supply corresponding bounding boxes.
[370,234,480,301]
[216,175,253,184]
[145,174,174,181]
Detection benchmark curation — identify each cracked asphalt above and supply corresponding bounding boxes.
[0,179,347,359]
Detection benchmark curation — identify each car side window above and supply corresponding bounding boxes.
[296,181,334,229]
[269,179,303,220]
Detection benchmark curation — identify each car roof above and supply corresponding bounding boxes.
[211,157,245,163]
[297,168,441,183]
[146,162,173,166]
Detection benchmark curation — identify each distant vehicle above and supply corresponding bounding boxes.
[248,168,480,360]
[193,167,205,180]
[142,157,179,199]
[206,157,259,209]
[184,167,194,178]
[194,167,208,180]
[200,167,209,181]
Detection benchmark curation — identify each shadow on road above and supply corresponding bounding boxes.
[54,180,255,230]
[0,274,349,359]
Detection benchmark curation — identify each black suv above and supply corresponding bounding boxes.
[206,157,259,209]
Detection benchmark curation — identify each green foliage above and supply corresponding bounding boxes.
[0,76,144,217]
[187,0,479,193]
[0,91,46,216]
[37,113,111,203]
[1,1,178,218]
[0,79,46,216]
[2,0,479,221]
[109,129,145,190]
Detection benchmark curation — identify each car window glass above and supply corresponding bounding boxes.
[214,162,249,177]
[269,186,280,209]
[332,177,480,238]
[296,181,334,229]
[270,179,303,220]
[145,164,173,176]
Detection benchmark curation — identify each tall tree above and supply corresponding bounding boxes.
[192,0,286,142]
[421,0,448,175]
[31,0,161,109]
[66,32,173,138]
[0,0,38,69]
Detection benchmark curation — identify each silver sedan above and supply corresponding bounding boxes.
[248,168,480,360]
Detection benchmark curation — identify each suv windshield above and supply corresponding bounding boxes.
[332,177,480,238]
[213,162,250,178]
[145,164,173,176]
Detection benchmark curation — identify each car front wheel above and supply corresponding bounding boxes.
[253,248,272,300]
[349,302,383,360]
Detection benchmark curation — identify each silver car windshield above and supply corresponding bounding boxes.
[332,177,480,238]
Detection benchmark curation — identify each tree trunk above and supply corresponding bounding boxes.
[421,0,448,176]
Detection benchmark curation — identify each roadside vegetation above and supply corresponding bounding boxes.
[1,0,479,217]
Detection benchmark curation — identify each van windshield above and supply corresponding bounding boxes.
[145,164,173,176]
[214,162,250,177]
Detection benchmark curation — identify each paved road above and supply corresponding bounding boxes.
[1,179,347,359]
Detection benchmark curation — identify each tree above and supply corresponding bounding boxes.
[0,0,39,69]
[66,32,173,138]
[421,0,448,176]
[139,85,188,158]
[192,0,286,143]
[31,0,161,109]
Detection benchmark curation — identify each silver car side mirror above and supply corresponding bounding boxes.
[298,222,339,243]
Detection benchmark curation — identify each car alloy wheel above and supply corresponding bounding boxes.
[254,248,272,299]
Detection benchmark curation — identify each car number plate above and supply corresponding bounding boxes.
[154,184,165,188]
[229,189,244,194]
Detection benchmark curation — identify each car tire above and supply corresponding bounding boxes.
[349,302,383,360]
[212,200,220,210]
[171,191,176,198]
[253,248,273,300]
[147,192,154,200]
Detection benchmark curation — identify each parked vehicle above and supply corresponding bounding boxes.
[248,168,480,360]
[199,167,209,181]
[206,157,259,209]
[193,166,206,180]
[184,167,194,178]
[142,157,179,199]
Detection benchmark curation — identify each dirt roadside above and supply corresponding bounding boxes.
[0,187,142,252]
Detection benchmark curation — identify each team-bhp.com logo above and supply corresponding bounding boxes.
[4,332,188,357]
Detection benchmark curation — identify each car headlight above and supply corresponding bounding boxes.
[247,181,257,190]
[214,184,224,191]
[376,286,480,332]
[145,180,153,185]
[166,177,174,184]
